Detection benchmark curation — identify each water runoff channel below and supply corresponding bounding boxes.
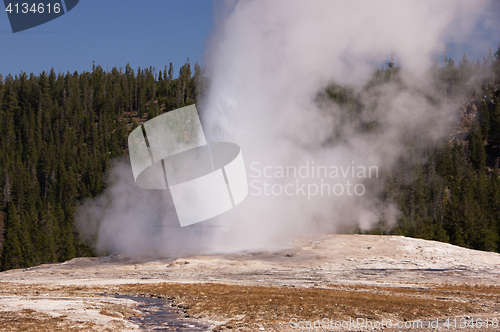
[109,294,209,331]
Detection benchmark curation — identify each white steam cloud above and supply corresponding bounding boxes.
[77,0,492,256]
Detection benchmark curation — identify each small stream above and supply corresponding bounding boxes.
[111,294,210,331]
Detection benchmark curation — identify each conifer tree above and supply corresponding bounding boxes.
[1,203,23,270]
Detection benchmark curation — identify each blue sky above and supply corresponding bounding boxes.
[1,1,499,78]
[444,0,500,66]
[0,0,214,77]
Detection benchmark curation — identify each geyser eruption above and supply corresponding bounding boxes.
[77,0,493,256]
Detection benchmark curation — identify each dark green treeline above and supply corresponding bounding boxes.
[385,49,500,252]
[1,46,500,271]
[326,46,500,252]
[0,60,202,270]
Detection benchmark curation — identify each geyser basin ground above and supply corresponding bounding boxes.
[1,234,500,331]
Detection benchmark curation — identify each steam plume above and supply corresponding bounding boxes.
[77,0,493,256]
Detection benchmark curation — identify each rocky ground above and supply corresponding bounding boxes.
[1,234,500,331]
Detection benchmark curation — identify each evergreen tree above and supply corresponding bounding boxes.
[491,102,500,146]
[1,204,23,270]
[480,102,490,140]
[469,126,486,172]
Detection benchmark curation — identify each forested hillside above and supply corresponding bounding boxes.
[1,46,499,271]
[360,48,500,251]
[0,60,202,270]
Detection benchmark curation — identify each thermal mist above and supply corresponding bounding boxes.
[77,0,493,256]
